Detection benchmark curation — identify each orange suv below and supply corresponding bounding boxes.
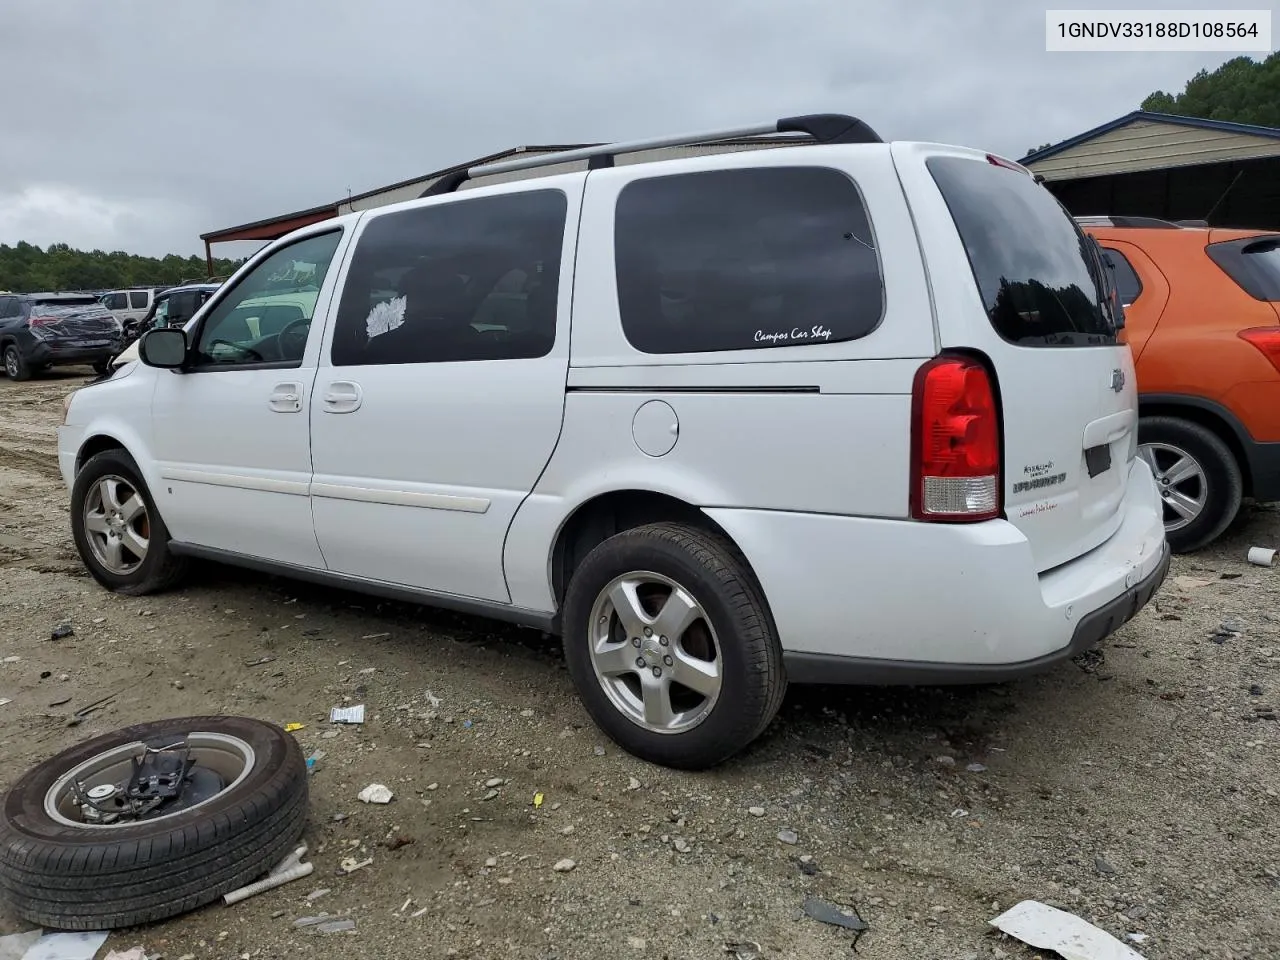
[1080,216,1280,552]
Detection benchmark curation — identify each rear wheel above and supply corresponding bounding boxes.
[3,344,31,381]
[1139,416,1242,553]
[561,522,786,770]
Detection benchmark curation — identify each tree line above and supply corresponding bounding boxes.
[0,242,245,294]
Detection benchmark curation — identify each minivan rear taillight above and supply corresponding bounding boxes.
[910,355,1001,522]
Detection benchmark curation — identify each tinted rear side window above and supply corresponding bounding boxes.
[614,167,883,354]
[129,290,150,308]
[331,190,568,366]
[1206,235,1280,301]
[1100,247,1143,305]
[927,157,1115,347]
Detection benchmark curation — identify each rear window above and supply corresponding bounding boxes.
[29,302,111,318]
[614,167,884,354]
[129,290,150,308]
[927,156,1116,347]
[35,296,99,307]
[1206,236,1280,301]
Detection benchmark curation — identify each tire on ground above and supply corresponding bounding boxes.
[70,448,188,595]
[0,715,307,930]
[561,521,786,770]
[1140,415,1243,553]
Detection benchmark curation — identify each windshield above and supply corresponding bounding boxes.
[927,156,1116,347]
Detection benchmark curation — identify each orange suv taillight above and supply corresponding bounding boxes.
[1238,327,1280,374]
[910,355,1002,522]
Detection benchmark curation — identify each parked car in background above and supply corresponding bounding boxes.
[59,115,1167,769]
[111,282,221,366]
[99,288,158,330]
[0,292,124,379]
[1080,216,1280,552]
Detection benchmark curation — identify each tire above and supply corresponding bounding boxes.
[561,522,786,770]
[70,449,188,595]
[0,715,307,930]
[1139,415,1243,553]
[3,344,31,381]
[92,359,111,375]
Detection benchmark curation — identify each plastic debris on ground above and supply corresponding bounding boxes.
[306,750,326,773]
[802,895,868,935]
[341,856,373,874]
[49,624,74,641]
[330,705,365,724]
[723,941,763,960]
[0,699,10,708]
[0,930,42,960]
[358,783,393,804]
[103,949,147,960]
[990,900,1145,960]
[1248,546,1276,566]
[284,722,305,733]
[313,919,356,934]
[533,792,544,808]
[223,844,313,906]
[16,931,110,960]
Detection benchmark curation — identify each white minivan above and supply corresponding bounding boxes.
[57,114,1168,769]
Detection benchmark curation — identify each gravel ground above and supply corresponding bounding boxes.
[0,369,1277,960]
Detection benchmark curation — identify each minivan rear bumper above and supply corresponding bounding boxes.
[705,457,1169,684]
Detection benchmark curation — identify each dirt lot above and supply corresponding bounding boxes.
[0,370,1277,960]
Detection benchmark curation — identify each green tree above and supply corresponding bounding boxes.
[0,243,244,293]
[1142,53,1280,128]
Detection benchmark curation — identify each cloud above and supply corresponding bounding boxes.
[0,0,1242,256]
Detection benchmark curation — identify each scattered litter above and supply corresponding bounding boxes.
[593,745,606,756]
[462,719,473,728]
[284,723,305,733]
[802,896,868,936]
[0,699,11,708]
[951,808,970,818]
[306,750,326,773]
[18,931,110,960]
[312,919,356,934]
[425,690,442,708]
[747,806,765,817]
[1172,575,1213,591]
[306,889,331,902]
[340,857,374,874]
[0,929,42,960]
[991,900,1145,960]
[48,696,71,707]
[358,784,393,804]
[533,792,544,809]
[410,906,430,918]
[484,777,505,788]
[723,940,762,960]
[244,656,276,667]
[1127,933,1149,944]
[520,708,534,717]
[49,623,74,641]
[331,705,366,724]
[358,668,376,675]
[627,776,642,791]
[966,762,988,773]
[362,632,390,640]
[1248,546,1276,567]
[397,897,413,914]
[2,656,20,664]
[223,845,312,905]
[777,829,799,845]
[103,949,146,960]
[331,813,349,822]
[553,858,577,872]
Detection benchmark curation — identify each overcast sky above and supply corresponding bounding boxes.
[0,0,1244,257]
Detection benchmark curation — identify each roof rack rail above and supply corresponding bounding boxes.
[1074,215,1181,229]
[420,113,881,198]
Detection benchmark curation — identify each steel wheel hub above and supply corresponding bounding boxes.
[588,571,722,735]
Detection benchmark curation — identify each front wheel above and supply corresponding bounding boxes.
[70,449,188,595]
[1139,416,1243,553]
[561,522,786,770]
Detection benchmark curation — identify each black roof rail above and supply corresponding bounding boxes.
[419,113,881,198]
[1074,215,1181,229]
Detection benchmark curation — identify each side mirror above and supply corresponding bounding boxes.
[139,328,188,369]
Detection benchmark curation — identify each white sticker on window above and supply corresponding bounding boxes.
[366,295,407,339]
